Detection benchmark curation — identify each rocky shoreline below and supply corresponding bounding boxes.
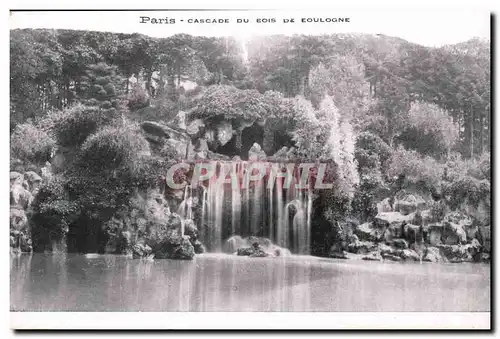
[10,115,491,264]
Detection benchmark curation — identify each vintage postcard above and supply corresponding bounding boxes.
[8,7,491,330]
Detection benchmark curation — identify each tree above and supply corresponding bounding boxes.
[41,104,121,147]
[396,101,459,158]
[78,62,125,109]
[370,76,411,146]
[318,96,359,199]
[308,55,371,125]
[11,122,56,165]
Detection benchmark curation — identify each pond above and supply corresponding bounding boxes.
[10,253,490,312]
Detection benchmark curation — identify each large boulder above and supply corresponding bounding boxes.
[362,252,382,261]
[465,238,483,261]
[183,219,205,254]
[374,212,414,242]
[392,238,409,250]
[347,240,377,254]
[205,120,234,149]
[355,221,392,242]
[10,185,33,209]
[378,243,403,261]
[268,146,296,162]
[400,249,421,261]
[11,230,32,253]
[10,171,34,209]
[329,249,349,259]
[376,198,393,213]
[155,236,196,260]
[10,207,28,231]
[427,223,444,246]
[24,171,43,194]
[237,242,270,258]
[163,138,193,158]
[191,239,206,254]
[248,143,267,161]
[10,172,25,188]
[423,246,445,263]
[142,121,192,157]
[142,121,189,141]
[329,242,349,259]
[132,243,153,259]
[442,211,472,244]
[375,212,415,229]
[10,202,32,253]
[172,111,187,130]
[478,225,491,252]
[354,222,378,242]
[436,244,473,263]
[215,120,233,147]
[416,209,434,226]
[186,119,205,138]
[223,236,291,257]
[393,191,427,215]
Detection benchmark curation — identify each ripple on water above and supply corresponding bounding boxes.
[10,253,490,312]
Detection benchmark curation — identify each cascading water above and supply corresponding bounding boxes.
[174,161,316,255]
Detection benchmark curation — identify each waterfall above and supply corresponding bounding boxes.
[177,161,316,254]
[177,185,193,236]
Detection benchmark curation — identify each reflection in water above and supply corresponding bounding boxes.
[10,253,490,312]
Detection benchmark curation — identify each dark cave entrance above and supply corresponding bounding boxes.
[213,123,265,160]
[241,123,264,160]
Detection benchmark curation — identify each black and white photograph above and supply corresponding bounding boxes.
[8,7,492,330]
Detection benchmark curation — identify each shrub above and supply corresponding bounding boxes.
[397,102,459,158]
[352,170,389,221]
[442,176,490,209]
[190,85,274,121]
[354,149,380,172]
[386,146,444,190]
[42,104,121,147]
[127,84,150,111]
[355,131,392,168]
[78,122,150,173]
[10,123,55,164]
[439,152,491,210]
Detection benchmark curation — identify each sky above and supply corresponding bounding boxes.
[9,10,491,47]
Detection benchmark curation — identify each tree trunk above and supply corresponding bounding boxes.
[470,104,474,158]
[479,113,484,154]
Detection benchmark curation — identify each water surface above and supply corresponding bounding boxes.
[10,253,490,312]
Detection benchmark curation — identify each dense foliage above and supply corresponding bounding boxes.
[10,28,490,254]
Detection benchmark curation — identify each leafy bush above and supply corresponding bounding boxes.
[127,84,150,111]
[446,151,491,182]
[78,122,150,173]
[42,104,120,147]
[396,102,459,158]
[386,146,444,190]
[355,149,380,172]
[290,96,322,159]
[442,175,490,209]
[355,131,392,169]
[352,170,389,221]
[190,85,277,121]
[10,122,55,164]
